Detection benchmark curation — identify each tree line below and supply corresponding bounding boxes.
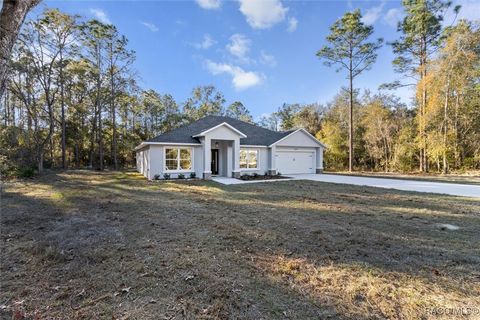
[1,0,479,177]
[261,0,479,173]
[0,9,257,176]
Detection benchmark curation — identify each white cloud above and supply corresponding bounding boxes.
[141,21,159,32]
[205,60,262,90]
[195,0,221,10]
[89,8,111,24]
[361,2,385,25]
[238,0,289,29]
[287,17,298,32]
[193,34,216,49]
[260,50,277,67]
[226,34,251,61]
[384,8,403,28]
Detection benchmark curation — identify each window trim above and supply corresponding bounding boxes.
[164,147,194,172]
[240,149,259,170]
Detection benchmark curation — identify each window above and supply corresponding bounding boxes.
[240,149,258,169]
[165,148,192,171]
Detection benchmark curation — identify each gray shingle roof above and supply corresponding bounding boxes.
[147,115,293,146]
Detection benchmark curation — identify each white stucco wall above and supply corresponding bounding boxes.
[276,130,321,148]
[136,146,150,179]
[136,144,202,180]
[203,125,244,141]
[148,145,164,180]
[193,145,204,178]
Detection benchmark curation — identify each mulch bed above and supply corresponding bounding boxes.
[238,174,290,181]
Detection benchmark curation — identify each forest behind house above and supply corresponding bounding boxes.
[1,1,479,177]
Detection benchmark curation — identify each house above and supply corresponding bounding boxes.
[135,115,325,180]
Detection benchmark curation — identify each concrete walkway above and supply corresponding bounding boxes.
[212,174,480,198]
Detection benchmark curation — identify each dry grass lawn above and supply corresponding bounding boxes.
[1,170,479,319]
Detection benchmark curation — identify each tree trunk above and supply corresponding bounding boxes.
[112,100,117,170]
[422,66,428,173]
[442,77,450,174]
[109,51,118,170]
[50,134,54,167]
[95,43,104,171]
[418,37,428,173]
[453,93,459,169]
[3,89,8,125]
[0,0,40,99]
[98,101,104,170]
[89,107,96,168]
[37,150,43,174]
[348,64,353,172]
[60,48,66,169]
[75,143,79,168]
[419,77,428,172]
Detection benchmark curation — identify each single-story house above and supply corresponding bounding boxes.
[135,115,325,180]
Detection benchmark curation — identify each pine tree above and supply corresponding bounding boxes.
[317,9,383,172]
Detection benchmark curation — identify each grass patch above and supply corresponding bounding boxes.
[1,170,479,319]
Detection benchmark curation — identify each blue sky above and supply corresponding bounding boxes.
[34,0,479,119]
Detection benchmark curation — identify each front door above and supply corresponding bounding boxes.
[211,149,219,175]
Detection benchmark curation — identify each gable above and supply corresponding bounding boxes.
[274,130,324,148]
[193,122,247,139]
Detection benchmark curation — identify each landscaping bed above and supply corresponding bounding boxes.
[238,173,290,181]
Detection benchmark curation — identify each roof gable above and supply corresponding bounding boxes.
[192,122,247,138]
[270,128,325,148]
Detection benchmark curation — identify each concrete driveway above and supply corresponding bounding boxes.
[212,174,480,198]
[292,174,480,198]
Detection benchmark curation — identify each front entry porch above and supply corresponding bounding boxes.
[196,122,246,179]
[209,139,235,178]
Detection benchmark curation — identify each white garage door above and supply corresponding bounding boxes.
[276,150,315,174]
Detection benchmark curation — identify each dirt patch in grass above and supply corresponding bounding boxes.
[1,170,479,319]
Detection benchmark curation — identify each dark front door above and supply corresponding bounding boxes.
[211,149,219,175]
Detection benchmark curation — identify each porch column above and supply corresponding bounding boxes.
[227,143,232,177]
[316,147,323,174]
[232,138,240,178]
[268,145,277,175]
[203,137,212,179]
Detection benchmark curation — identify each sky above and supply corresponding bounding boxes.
[32,0,480,119]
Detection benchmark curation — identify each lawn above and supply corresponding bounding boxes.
[1,171,479,319]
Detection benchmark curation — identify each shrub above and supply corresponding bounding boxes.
[178,173,185,179]
[153,174,161,180]
[190,172,196,179]
[464,156,480,170]
[264,171,269,176]
[277,171,282,176]
[253,172,259,177]
[16,167,35,178]
[163,173,171,180]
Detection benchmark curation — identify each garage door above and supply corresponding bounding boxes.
[276,150,315,174]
